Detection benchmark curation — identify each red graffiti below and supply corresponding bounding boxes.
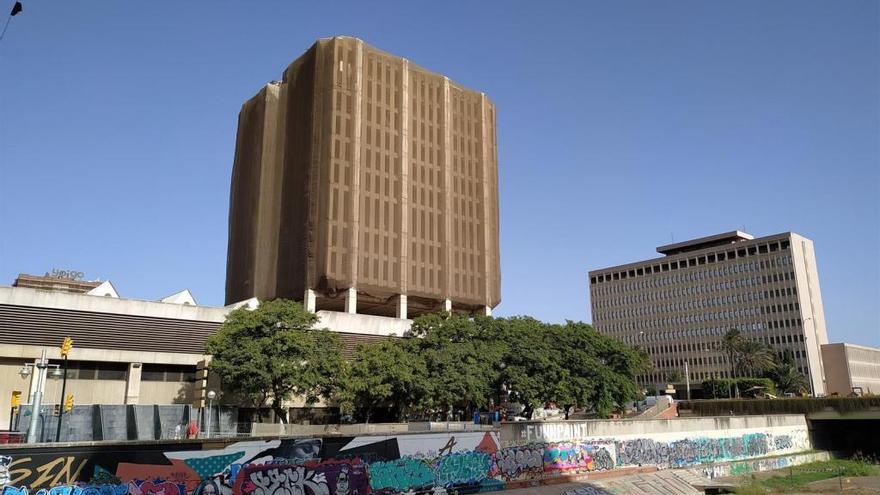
[136,481,182,495]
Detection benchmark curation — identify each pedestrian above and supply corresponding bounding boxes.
[186,421,200,439]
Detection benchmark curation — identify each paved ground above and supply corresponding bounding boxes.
[496,471,880,495]
[497,469,705,495]
[803,475,880,493]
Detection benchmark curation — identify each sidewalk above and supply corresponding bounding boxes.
[495,469,705,495]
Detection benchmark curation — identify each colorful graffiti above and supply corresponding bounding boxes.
[542,443,614,474]
[0,426,810,495]
[614,433,775,468]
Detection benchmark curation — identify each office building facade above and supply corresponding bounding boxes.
[226,36,501,318]
[589,231,829,395]
[821,343,880,396]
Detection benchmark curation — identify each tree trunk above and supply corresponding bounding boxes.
[272,400,288,425]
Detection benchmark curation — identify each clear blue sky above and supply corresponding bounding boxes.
[1,1,877,346]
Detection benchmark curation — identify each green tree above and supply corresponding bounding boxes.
[339,338,427,423]
[665,370,685,383]
[574,321,650,416]
[735,340,776,377]
[491,319,648,419]
[485,317,571,416]
[408,313,504,419]
[767,350,809,395]
[718,328,743,380]
[205,299,344,423]
[337,313,649,420]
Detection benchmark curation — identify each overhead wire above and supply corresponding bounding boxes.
[0,1,22,43]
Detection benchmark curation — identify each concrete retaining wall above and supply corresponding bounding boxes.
[0,415,811,495]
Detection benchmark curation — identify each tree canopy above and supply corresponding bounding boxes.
[766,350,810,395]
[207,301,650,423]
[713,329,810,397]
[341,313,650,421]
[205,299,344,422]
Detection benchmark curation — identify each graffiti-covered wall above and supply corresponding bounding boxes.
[0,415,811,495]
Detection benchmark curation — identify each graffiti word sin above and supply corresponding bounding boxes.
[6,457,89,489]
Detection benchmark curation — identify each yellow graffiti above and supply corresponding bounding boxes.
[7,456,88,488]
[7,457,32,486]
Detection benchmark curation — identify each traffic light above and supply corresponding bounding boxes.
[10,390,21,408]
[64,394,74,412]
[60,337,74,358]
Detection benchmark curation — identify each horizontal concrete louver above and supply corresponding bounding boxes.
[0,304,389,360]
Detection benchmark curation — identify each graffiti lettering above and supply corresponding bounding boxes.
[240,466,328,495]
[496,446,542,479]
[0,425,812,495]
[434,452,489,487]
[437,438,456,457]
[368,458,433,492]
[5,456,88,489]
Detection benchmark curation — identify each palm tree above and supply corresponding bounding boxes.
[718,329,743,397]
[735,340,776,377]
[768,351,809,395]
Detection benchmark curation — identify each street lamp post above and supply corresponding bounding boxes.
[684,360,691,401]
[19,350,62,443]
[205,390,216,438]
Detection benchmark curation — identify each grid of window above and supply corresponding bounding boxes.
[327,42,357,281]
[449,87,485,301]
[358,51,402,290]
[408,69,446,298]
[589,238,813,385]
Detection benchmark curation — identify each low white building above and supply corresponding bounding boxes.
[0,274,411,427]
[821,342,880,396]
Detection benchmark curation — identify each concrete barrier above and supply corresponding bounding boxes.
[0,414,812,495]
[12,405,236,442]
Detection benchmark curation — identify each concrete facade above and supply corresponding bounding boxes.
[821,342,880,396]
[589,231,830,395]
[0,284,223,427]
[0,283,410,427]
[225,36,501,317]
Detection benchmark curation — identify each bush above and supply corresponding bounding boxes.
[703,378,735,398]
[680,396,880,416]
[737,378,776,396]
[702,377,776,398]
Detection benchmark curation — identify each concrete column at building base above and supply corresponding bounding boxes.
[442,299,452,312]
[304,289,317,313]
[345,288,357,314]
[480,306,492,317]
[125,362,142,405]
[396,295,407,320]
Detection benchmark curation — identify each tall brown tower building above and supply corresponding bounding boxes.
[226,37,501,318]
